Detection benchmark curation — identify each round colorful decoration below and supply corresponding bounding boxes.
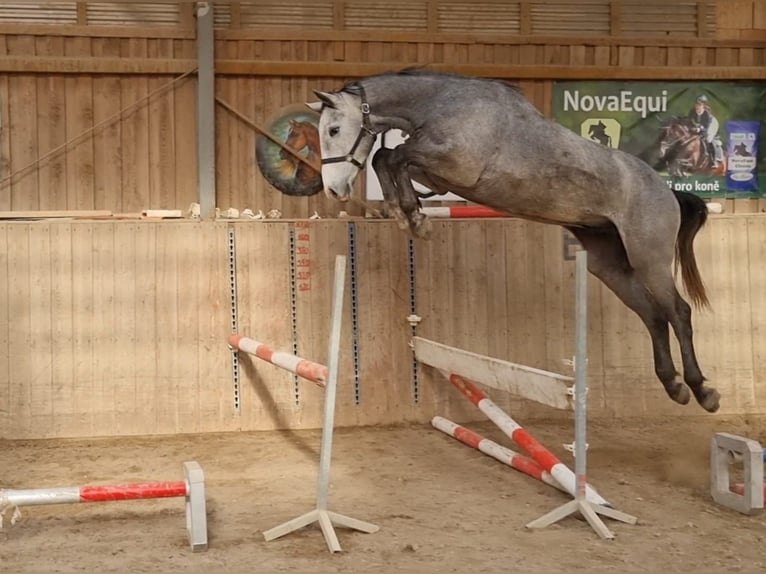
[255,104,323,197]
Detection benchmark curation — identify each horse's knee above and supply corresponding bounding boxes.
[371,147,391,172]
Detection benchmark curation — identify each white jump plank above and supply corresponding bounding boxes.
[412,337,573,410]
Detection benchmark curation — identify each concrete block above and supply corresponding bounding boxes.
[710,433,764,515]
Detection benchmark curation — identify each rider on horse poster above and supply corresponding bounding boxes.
[552,81,765,198]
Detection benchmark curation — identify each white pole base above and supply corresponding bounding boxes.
[526,498,637,540]
[183,461,209,552]
[263,508,379,553]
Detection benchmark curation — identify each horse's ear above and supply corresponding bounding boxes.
[305,101,323,113]
[313,90,338,108]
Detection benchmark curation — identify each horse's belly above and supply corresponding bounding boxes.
[469,178,612,227]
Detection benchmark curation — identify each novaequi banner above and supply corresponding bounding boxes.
[551,81,766,198]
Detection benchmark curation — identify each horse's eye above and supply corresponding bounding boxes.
[329,126,340,137]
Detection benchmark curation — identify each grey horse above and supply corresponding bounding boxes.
[307,68,718,413]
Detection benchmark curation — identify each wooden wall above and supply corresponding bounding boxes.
[0,1,764,217]
[1,215,765,440]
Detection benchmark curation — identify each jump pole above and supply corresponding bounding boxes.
[227,334,327,387]
[525,249,637,538]
[420,203,721,219]
[420,205,507,218]
[229,255,378,553]
[431,416,566,494]
[0,462,208,551]
[444,372,609,507]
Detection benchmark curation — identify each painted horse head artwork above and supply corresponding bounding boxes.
[657,116,714,177]
[280,119,321,186]
[307,68,719,413]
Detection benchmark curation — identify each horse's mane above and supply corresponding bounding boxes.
[341,67,524,97]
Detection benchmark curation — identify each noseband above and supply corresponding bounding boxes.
[320,84,377,169]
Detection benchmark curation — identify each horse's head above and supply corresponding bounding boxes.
[306,87,376,202]
[657,117,690,159]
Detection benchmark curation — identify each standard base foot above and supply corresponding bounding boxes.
[526,499,637,540]
[263,508,379,553]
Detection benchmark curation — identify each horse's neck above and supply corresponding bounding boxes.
[362,77,440,132]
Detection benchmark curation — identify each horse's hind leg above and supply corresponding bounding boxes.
[616,219,719,413]
[568,226,691,406]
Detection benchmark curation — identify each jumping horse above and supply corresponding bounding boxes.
[307,68,718,413]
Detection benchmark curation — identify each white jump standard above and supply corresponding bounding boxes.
[0,461,208,551]
[229,255,378,553]
[525,251,636,538]
[417,250,637,539]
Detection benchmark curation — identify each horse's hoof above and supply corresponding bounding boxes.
[668,383,691,405]
[412,216,432,240]
[698,388,721,413]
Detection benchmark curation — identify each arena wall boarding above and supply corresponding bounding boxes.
[0,1,765,438]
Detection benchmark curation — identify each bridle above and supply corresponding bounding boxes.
[320,84,377,169]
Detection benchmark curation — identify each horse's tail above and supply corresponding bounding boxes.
[672,189,710,309]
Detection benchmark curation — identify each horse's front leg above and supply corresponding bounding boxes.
[384,147,432,239]
[371,147,409,226]
[371,148,432,238]
[393,168,432,239]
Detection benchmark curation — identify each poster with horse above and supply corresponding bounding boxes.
[552,81,766,198]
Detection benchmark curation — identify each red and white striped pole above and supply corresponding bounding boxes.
[0,461,208,551]
[448,373,610,507]
[420,205,507,219]
[431,416,566,493]
[2,481,188,507]
[228,334,328,387]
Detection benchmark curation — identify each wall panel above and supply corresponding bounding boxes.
[1,216,766,439]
